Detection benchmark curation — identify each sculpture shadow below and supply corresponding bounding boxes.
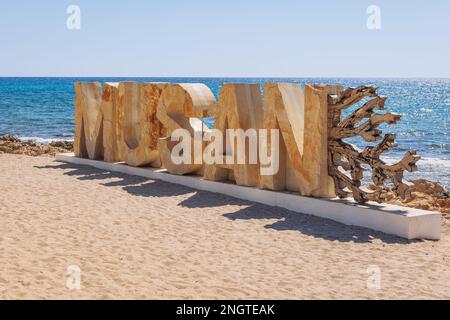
[178,190,251,208]
[179,189,411,243]
[36,163,145,185]
[123,181,194,198]
[35,162,191,198]
[178,189,413,244]
[36,162,412,244]
[222,202,412,244]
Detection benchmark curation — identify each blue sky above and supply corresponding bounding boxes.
[0,0,449,77]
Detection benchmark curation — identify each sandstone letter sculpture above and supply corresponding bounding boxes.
[157,83,215,175]
[116,82,166,167]
[74,82,104,160]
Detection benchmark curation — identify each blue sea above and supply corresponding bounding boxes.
[0,77,449,187]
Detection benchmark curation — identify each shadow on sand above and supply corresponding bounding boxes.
[36,161,413,244]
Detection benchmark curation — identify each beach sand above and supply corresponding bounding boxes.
[0,153,449,300]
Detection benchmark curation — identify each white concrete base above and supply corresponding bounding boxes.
[56,153,442,240]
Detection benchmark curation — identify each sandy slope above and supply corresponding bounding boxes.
[0,154,449,300]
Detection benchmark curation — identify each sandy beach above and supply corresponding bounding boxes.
[0,153,449,300]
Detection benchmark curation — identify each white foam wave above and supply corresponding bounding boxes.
[382,155,450,167]
[18,136,74,144]
[380,155,450,188]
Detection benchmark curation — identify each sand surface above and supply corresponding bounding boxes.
[0,153,449,299]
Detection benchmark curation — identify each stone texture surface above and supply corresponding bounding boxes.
[156,84,215,175]
[261,83,333,197]
[116,82,166,167]
[204,83,264,187]
[0,135,73,156]
[74,82,104,160]
[101,82,121,163]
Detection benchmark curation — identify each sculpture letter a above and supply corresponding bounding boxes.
[204,83,263,187]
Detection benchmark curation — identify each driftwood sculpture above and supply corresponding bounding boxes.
[327,85,421,203]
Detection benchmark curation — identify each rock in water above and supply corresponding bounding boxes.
[386,179,449,218]
[0,135,73,156]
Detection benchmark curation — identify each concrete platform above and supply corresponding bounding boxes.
[56,153,442,240]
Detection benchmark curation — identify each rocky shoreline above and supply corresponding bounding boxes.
[386,179,449,218]
[0,135,73,156]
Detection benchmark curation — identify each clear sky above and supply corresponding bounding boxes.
[1,0,449,77]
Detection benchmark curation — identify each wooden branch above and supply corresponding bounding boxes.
[360,133,398,158]
[338,96,387,128]
[330,112,401,142]
[330,85,379,111]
